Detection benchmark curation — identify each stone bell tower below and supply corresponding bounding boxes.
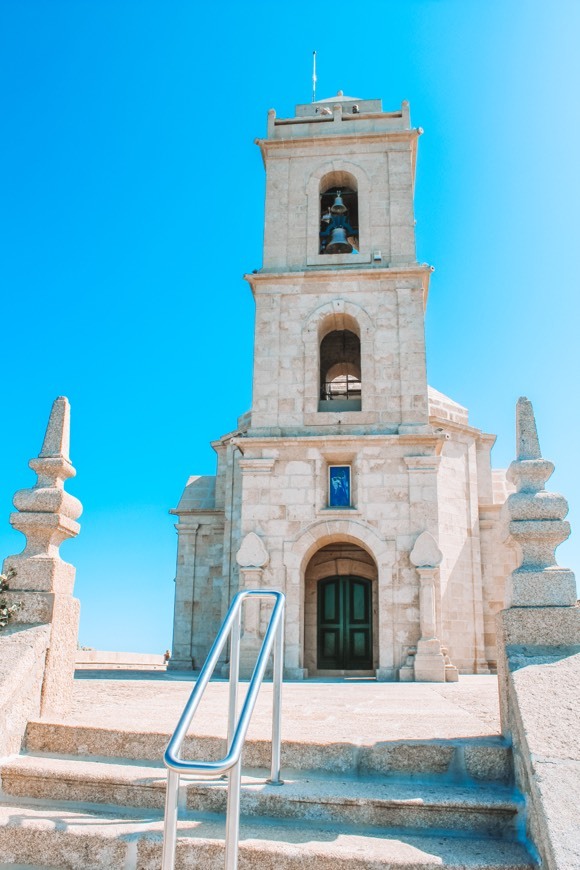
[170,91,511,681]
[248,92,432,437]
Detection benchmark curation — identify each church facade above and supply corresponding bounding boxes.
[169,93,514,680]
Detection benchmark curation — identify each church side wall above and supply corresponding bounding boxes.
[436,434,487,673]
[171,515,225,669]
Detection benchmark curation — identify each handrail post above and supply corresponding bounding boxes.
[161,768,180,870]
[227,607,241,751]
[224,755,242,870]
[268,614,284,785]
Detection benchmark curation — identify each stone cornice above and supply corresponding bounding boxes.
[403,455,442,473]
[246,265,433,297]
[428,414,493,441]
[235,433,443,449]
[255,128,420,158]
[169,508,224,518]
[238,458,276,474]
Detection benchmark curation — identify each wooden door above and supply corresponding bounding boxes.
[317,576,372,670]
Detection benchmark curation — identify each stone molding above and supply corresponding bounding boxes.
[245,264,433,293]
[403,455,442,473]
[238,458,276,475]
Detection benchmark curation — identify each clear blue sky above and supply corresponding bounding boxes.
[1,1,579,653]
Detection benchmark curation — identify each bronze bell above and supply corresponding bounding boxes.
[325,227,353,254]
[330,191,347,214]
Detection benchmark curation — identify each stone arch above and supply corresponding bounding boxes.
[306,160,371,261]
[318,171,359,255]
[282,518,396,678]
[302,299,375,416]
[304,542,378,675]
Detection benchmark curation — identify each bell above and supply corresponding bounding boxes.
[330,191,347,214]
[325,227,353,254]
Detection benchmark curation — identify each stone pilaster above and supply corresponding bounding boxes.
[168,521,199,670]
[2,397,82,717]
[236,532,269,677]
[410,532,447,682]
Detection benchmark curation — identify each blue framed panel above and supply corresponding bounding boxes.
[328,465,351,508]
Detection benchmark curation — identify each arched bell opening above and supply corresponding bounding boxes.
[319,329,362,411]
[319,171,359,255]
[303,542,378,677]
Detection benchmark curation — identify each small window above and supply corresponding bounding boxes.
[328,465,351,508]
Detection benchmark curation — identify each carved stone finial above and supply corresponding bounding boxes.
[503,397,576,606]
[9,396,82,561]
[516,396,542,460]
[410,531,442,568]
[508,397,554,493]
[40,396,71,460]
[2,397,83,718]
[236,532,269,569]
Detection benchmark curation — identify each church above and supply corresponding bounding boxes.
[169,92,514,681]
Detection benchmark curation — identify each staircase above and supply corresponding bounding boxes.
[0,717,536,869]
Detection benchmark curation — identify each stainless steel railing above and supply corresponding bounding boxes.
[161,589,285,870]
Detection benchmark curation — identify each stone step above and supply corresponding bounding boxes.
[1,754,522,839]
[0,801,537,870]
[25,721,513,782]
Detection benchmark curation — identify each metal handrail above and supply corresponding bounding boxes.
[161,589,285,870]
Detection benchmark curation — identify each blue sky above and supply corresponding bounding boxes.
[1,1,579,653]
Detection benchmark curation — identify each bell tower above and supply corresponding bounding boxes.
[246,91,432,436]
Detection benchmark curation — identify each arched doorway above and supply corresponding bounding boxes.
[304,542,378,676]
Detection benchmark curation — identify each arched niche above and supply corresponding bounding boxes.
[319,171,359,256]
[306,161,371,265]
[302,299,374,417]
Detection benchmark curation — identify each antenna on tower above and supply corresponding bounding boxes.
[312,50,317,103]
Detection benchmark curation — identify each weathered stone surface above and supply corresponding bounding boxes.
[502,646,580,870]
[506,568,577,608]
[0,624,49,756]
[0,802,536,870]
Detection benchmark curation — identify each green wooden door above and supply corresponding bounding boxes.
[317,576,373,670]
